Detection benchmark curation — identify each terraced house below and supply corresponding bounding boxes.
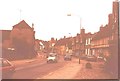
[91,0,118,58]
[91,0,118,75]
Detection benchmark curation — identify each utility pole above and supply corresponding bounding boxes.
[67,13,81,64]
[19,9,22,21]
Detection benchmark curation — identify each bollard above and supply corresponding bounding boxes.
[85,62,92,69]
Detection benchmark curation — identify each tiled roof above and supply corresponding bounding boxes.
[55,38,71,46]
[85,33,93,38]
[92,26,113,40]
[39,40,49,46]
[13,20,32,29]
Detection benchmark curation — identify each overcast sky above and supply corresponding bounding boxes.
[0,0,115,41]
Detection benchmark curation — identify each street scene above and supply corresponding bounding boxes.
[3,55,116,79]
[0,0,119,80]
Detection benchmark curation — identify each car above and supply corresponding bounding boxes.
[80,54,87,60]
[97,56,105,62]
[74,52,80,57]
[0,58,15,79]
[64,54,72,61]
[47,53,58,63]
[86,56,97,62]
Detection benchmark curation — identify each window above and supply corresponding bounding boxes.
[86,39,88,45]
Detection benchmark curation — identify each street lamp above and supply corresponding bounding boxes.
[68,33,72,37]
[67,13,82,32]
[67,13,81,64]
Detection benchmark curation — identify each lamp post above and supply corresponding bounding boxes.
[67,13,81,64]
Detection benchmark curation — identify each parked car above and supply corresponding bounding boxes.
[64,54,72,61]
[97,56,105,62]
[80,54,87,60]
[86,56,97,62]
[0,58,15,79]
[74,52,80,57]
[47,53,58,63]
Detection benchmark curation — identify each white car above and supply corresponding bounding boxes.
[97,56,105,62]
[47,53,57,63]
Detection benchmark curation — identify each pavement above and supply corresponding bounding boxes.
[39,59,117,79]
[11,54,46,68]
[10,55,117,79]
[75,60,117,79]
[39,59,83,79]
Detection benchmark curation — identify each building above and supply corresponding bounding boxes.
[0,30,13,58]
[48,37,56,52]
[79,28,86,55]
[54,37,72,55]
[10,20,36,59]
[91,0,119,58]
[85,32,93,56]
[71,28,87,57]
[91,25,112,57]
[90,0,118,76]
[71,37,76,52]
[0,30,11,49]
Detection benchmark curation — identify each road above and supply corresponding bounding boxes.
[11,55,72,79]
[4,55,115,79]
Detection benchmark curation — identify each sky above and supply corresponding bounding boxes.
[0,0,115,41]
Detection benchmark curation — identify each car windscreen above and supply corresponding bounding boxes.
[49,55,55,57]
[65,55,71,57]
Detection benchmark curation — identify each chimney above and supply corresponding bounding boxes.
[108,14,113,27]
[77,33,79,36]
[64,36,66,39]
[81,28,85,35]
[100,25,104,31]
[112,0,119,21]
[51,37,54,41]
[32,23,34,30]
[32,23,34,28]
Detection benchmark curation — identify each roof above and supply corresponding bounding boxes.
[39,40,49,47]
[13,20,32,30]
[85,33,93,38]
[92,26,113,40]
[55,37,71,46]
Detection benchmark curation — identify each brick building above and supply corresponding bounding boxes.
[85,32,93,56]
[90,0,118,76]
[0,30,13,58]
[48,37,56,52]
[71,28,87,56]
[91,25,112,57]
[54,37,72,55]
[91,0,118,58]
[9,20,36,59]
[0,30,11,49]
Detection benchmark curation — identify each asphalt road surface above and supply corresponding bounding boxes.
[11,56,71,79]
